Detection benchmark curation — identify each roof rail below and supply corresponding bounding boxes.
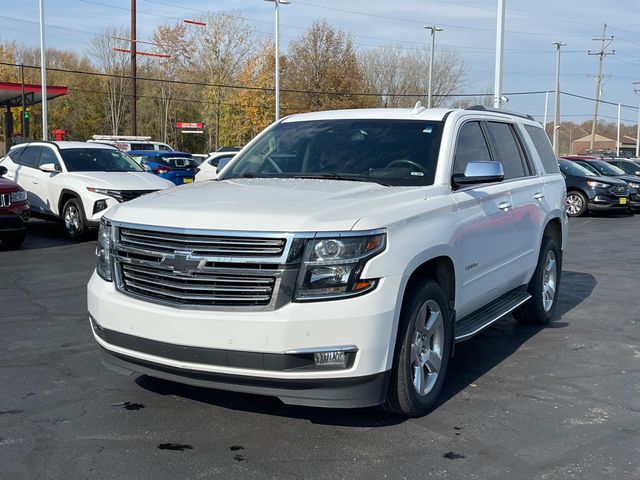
[91,135,152,141]
[465,105,535,121]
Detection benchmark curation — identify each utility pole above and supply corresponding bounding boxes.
[588,23,614,152]
[38,0,48,140]
[634,82,640,158]
[130,0,137,135]
[542,90,549,135]
[493,0,505,109]
[616,102,621,157]
[552,41,565,155]
[265,0,289,121]
[424,26,443,108]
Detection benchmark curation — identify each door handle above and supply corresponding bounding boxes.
[498,201,512,211]
[33,180,39,184]
[534,192,545,200]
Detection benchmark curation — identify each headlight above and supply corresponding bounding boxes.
[627,182,640,189]
[9,190,27,203]
[586,180,609,188]
[96,219,115,281]
[294,232,386,301]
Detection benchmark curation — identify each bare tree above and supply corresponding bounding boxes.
[360,45,467,108]
[192,12,255,150]
[90,26,131,135]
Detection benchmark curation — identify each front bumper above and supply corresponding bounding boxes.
[88,272,402,407]
[0,206,29,233]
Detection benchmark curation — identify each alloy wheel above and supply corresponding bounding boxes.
[542,249,557,312]
[410,299,445,396]
[566,194,583,216]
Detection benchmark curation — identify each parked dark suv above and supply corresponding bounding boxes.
[558,159,629,217]
[603,158,640,178]
[562,158,640,211]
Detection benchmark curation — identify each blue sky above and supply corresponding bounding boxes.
[3,0,640,127]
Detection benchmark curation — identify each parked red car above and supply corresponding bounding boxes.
[0,165,29,248]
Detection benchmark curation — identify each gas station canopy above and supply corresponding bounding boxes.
[0,81,68,108]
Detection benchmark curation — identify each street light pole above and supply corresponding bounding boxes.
[552,41,566,155]
[493,0,505,109]
[38,0,48,140]
[265,0,289,121]
[634,82,640,158]
[424,26,442,109]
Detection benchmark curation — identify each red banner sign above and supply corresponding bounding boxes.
[175,122,203,129]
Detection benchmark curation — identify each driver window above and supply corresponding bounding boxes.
[453,121,492,176]
[39,147,60,170]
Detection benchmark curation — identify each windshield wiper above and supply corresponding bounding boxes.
[284,173,392,186]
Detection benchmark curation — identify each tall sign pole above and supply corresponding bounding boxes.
[493,0,505,109]
[39,0,48,140]
[552,41,566,155]
[131,0,137,135]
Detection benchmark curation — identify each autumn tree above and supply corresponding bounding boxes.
[283,20,370,113]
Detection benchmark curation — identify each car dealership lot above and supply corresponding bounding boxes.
[1,217,639,480]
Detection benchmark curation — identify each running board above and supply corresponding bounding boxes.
[454,288,531,343]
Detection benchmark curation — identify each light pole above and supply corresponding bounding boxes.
[634,82,640,158]
[265,0,289,121]
[424,26,442,109]
[552,41,566,155]
[493,0,505,109]
[39,0,48,140]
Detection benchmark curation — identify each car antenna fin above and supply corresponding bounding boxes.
[412,101,426,115]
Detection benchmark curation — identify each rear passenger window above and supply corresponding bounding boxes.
[19,146,43,168]
[525,125,560,174]
[486,122,527,179]
[453,121,492,176]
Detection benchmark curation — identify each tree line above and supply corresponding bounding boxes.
[0,12,469,153]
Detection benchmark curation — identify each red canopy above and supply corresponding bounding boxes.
[0,81,68,108]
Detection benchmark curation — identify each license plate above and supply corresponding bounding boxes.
[620,197,627,205]
[183,178,194,184]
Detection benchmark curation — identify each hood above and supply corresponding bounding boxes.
[616,175,640,185]
[106,178,428,232]
[572,174,628,186]
[69,171,174,190]
[0,177,22,193]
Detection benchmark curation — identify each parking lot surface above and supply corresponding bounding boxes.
[1,216,639,479]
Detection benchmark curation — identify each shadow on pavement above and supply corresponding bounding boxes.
[135,271,596,425]
[2,219,97,251]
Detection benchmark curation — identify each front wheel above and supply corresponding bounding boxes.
[384,280,452,417]
[513,236,561,325]
[62,198,87,240]
[566,191,587,217]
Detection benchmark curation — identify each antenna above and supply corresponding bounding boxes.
[413,101,426,115]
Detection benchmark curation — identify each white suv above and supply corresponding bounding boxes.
[0,142,173,238]
[88,106,567,416]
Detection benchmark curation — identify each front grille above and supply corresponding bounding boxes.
[119,227,286,257]
[113,225,295,310]
[110,190,158,203]
[0,193,10,207]
[120,263,275,306]
[609,185,629,196]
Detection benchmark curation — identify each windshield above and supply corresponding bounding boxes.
[221,119,444,186]
[61,149,144,172]
[559,159,598,177]
[574,161,601,176]
[585,160,625,176]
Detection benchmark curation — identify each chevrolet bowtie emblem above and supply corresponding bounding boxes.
[161,250,207,275]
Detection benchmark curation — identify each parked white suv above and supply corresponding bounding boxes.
[194,151,237,181]
[0,142,173,238]
[88,106,567,416]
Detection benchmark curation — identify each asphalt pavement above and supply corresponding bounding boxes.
[1,216,639,480]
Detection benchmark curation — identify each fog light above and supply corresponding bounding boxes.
[93,199,108,214]
[314,351,347,368]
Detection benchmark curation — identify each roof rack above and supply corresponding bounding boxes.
[91,135,152,141]
[465,105,535,121]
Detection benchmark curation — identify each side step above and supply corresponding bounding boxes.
[454,287,531,343]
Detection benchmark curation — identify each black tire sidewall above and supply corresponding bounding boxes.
[63,198,86,239]
[389,280,452,416]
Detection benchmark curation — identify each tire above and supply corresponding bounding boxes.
[513,236,561,325]
[1,231,26,249]
[565,191,587,217]
[62,198,87,239]
[384,280,452,417]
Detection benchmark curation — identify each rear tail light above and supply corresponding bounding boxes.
[153,167,173,174]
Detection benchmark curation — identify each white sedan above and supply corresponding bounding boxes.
[194,152,237,181]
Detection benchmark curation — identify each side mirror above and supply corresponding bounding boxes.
[215,157,232,175]
[452,161,504,187]
[40,163,61,173]
[0,165,7,176]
